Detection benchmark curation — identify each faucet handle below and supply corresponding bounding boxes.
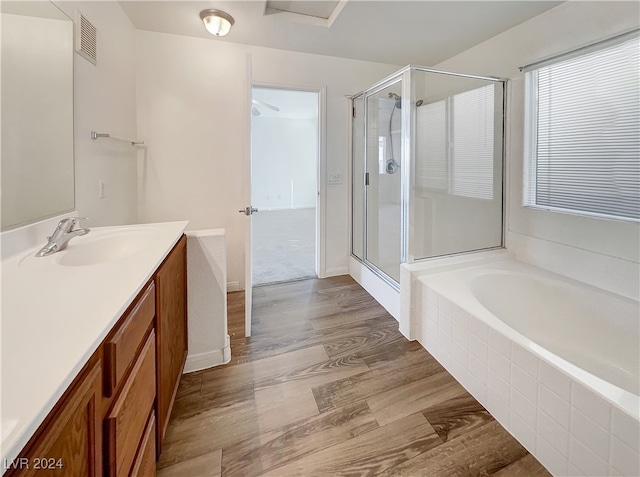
[58,216,82,223]
[57,217,88,232]
[69,217,89,230]
[62,216,87,224]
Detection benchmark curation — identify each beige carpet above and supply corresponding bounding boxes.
[252,208,316,286]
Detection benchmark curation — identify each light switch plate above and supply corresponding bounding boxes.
[328,173,342,185]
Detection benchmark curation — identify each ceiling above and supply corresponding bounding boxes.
[1,1,70,20]
[120,0,562,66]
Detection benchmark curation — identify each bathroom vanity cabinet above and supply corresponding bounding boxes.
[155,236,187,452]
[4,235,187,477]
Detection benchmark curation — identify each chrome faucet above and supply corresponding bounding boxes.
[35,217,91,257]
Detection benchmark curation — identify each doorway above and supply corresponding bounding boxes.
[250,87,319,286]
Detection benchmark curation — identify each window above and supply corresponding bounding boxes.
[452,86,495,199]
[416,84,496,200]
[524,33,640,221]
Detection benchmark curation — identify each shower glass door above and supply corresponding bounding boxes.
[352,95,365,260]
[365,79,403,283]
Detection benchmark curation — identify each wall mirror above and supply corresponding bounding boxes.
[1,1,74,231]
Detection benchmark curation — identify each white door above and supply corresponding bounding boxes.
[241,53,254,337]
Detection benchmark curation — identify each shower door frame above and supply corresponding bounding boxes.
[350,65,507,288]
[406,66,507,264]
[360,73,407,290]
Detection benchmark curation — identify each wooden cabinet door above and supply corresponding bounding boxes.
[7,362,102,477]
[155,235,187,453]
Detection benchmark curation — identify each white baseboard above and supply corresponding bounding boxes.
[324,266,349,277]
[227,281,241,292]
[183,335,231,373]
[222,336,231,363]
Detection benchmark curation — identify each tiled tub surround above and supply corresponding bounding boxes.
[401,255,640,477]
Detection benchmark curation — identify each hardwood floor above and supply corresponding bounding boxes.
[157,276,551,477]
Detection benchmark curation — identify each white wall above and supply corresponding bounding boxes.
[135,30,398,287]
[252,116,317,210]
[54,1,138,228]
[435,1,640,299]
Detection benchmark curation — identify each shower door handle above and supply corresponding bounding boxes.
[238,206,259,216]
[365,172,370,186]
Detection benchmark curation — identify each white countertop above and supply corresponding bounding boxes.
[0,221,188,470]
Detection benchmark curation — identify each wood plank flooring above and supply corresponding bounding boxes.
[157,276,551,477]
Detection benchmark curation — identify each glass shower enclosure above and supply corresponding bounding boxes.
[351,66,505,287]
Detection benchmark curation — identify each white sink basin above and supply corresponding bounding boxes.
[19,225,163,268]
[57,228,160,266]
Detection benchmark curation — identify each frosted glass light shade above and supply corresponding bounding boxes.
[199,9,234,37]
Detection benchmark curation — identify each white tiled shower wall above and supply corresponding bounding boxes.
[414,284,640,477]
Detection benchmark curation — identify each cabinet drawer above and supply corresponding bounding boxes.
[106,331,156,477]
[104,282,155,397]
[130,412,156,477]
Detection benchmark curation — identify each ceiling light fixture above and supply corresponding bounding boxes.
[199,9,234,37]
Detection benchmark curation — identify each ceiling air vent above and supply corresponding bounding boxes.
[75,11,97,65]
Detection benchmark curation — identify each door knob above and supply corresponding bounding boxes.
[238,207,259,216]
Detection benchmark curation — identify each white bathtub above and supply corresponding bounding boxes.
[471,268,638,396]
[403,254,640,477]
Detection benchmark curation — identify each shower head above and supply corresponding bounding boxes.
[388,92,402,109]
[388,93,424,109]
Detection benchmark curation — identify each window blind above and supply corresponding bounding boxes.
[452,85,494,200]
[525,34,640,221]
[415,85,495,200]
[415,99,447,190]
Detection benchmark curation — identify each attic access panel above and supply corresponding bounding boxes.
[265,1,340,19]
